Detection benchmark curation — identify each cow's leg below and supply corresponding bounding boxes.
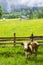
[33,47,38,61]
[28,45,32,59]
[34,46,38,57]
[25,51,32,59]
[28,52,32,59]
[25,51,28,58]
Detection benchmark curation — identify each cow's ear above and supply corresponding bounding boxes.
[21,43,24,45]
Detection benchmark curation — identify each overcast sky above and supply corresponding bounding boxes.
[0,0,43,5]
[0,0,43,7]
[0,0,43,12]
[7,0,43,6]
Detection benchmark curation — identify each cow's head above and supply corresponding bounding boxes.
[21,42,29,49]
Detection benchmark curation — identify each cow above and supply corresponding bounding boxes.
[21,41,39,58]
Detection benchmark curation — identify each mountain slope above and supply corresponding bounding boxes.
[0,0,43,12]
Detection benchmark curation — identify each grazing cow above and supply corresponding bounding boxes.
[21,41,39,58]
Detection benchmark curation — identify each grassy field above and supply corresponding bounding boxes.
[0,18,43,65]
[0,18,43,37]
[0,45,43,65]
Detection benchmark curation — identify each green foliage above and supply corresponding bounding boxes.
[28,8,43,19]
[37,9,43,18]
[3,8,43,19]
[0,5,3,18]
[29,9,33,19]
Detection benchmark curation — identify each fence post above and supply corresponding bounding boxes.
[31,33,34,42]
[14,33,16,46]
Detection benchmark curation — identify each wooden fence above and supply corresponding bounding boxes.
[0,33,43,45]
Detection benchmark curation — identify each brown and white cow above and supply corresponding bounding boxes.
[21,41,39,58]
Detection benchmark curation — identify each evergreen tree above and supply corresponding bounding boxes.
[0,5,3,18]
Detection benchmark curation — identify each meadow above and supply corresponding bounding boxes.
[0,45,43,65]
[0,18,43,37]
[0,18,43,65]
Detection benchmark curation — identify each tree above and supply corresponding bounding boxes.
[0,5,3,18]
[29,9,33,19]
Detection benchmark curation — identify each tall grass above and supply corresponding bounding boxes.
[0,45,43,65]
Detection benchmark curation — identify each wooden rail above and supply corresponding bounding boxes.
[0,33,43,45]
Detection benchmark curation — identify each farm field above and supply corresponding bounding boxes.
[0,18,43,65]
[0,18,43,37]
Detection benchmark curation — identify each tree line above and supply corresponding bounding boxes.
[0,5,43,19]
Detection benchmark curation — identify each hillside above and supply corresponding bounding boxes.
[0,0,43,12]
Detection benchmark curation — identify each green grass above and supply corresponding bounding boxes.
[0,18,43,65]
[0,45,43,65]
[0,18,43,37]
